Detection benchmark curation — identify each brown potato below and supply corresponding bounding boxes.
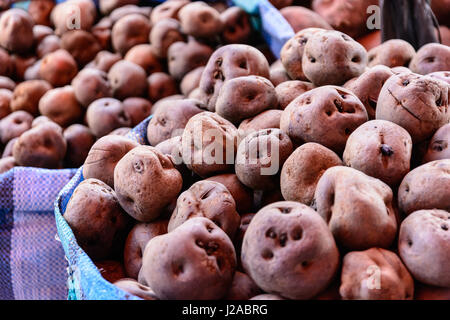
[409,43,450,75]
[0,49,13,78]
[108,61,147,100]
[63,124,94,168]
[51,0,96,36]
[0,156,15,174]
[38,86,83,127]
[108,5,150,23]
[86,98,132,138]
[114,278,158,300]
[111,14,151,56]
[275,80,315,110]
[423,123,450,163]
[140,217,237,300]
[63,178,130,260]
[91,17,112,51]
[28,0,55,26]
[0,110,33,144]
[122,97,152,127]
[180,66,204,96]
[0,88,12,119]
[95,260,126,283]
[269,60,291,86]
[281,142,342,205]
[280,86,368,153]
[340,248,414,300]
[114,145,183,222]
[149,18,186,59]
[238,109,282,140]
[83,135,139,187]
[0,9,34,54]
[33,25,53,44]
[124,44,164,76]
[36,35,61,59]
[10,80,52,116]
[178,2,223,38]
[146,72,179,103]
[398,209,450,288]
[368,40,416,68]
[99,0,139,15]
[40,49,78,87]
[415,283,450,300]
[71,68,112,108]
[0,76,15,91]
[150,0,189,25]
[313,166,398,250]
[221,7,252,44]
[60,30,101,67]
[85,51,121,73]
[225,271,262,300]
[241,201,339,300]
[280,6,332,33]
[428,71,450,85]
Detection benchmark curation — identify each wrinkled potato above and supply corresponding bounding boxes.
[241,201,340,300]
[124,44,164,76]
[114,278,158,300]
[71,68,112,108]
[63,124,95,168]
[238,109,282,140]
[146,72,178,103]
[314,166,397,250]
[40,49,78,87]
[276,80,315,110]
[409,43,450,75]
[38,86,83,127]
[368,40,416,68]
[0,110,33,144]
[423,123,450,163]
[108,60,147,100]
[280,6,332,33]
[0,9,34,54]
[178,2,223,39]
[10,80,52,116]
[221,7,252,44]
[86,98,131,138]
[225,271,262,300]
[111,13,151,56]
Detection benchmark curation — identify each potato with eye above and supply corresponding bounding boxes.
[141,217,237,300]
[51,0,96,36]
[111,14,151,56]
[114,145,183,222]
[281,143,342,206]
[147,72,179,103]
[343,120,413,187]
[225,271,262,300]
[0,9,34,54]
[83,135,139,188]
[344,65,394,119]
[13,122,67,169]
[71,68,112,108]
[38,86,83,127]
[10,80,52,116]
[108,61,147,100]
[168,180,240,238]
[376,72,449,144]
[302,30,368,86]
[199,44,270,111]
[181,111,238,178]
[235,129,293,191]
[124,220,168,279]
[149,18,186,59]
[40,49,78,87]
[280,6,332,33]
[114,278,158,300]
[399,209,450,288]
[238,109,282,140]
[122,98,152,127]
[241,201,339,300]
[63,178,130,261]
[61,30,101,67]
[99,0,139,15]
[63,124,95,168]
[423,124,450,163]
[178,2,223,39]
[147,98,204,146]
[340,248,414,300]
[367,40,416,68]
[221,7,252,44]
[398,160,450,216]
[86,98,132,138]
[0,111,33,144]
[409,43,450,75]
[124,44,164,76]
[276,80,315,110]
[280,86,368,153]
[150,0,189,25]
[313,166,398,251]
[180,66,205,96]
[86,51,121,73]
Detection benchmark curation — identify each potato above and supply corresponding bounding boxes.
[122,97,152,127]
[149,18,186,59]
[71,68,112,108]
[95,260,126,283]
[31,115,51,128]
[280,6,332,33]
[51,0,96,36]
[150,0,189,25]
[146,72,179,103]
[241,201,339,300]
[124,44,164,76]
[33,25,53,44]
[0,76,15,91]
[150,94,184,114]
[0,48,13,78]
[140,217,236,300]
[114,145,183,222]
[111,14,151,56]
[180,66,204,96]
[302,30,368,86]
[398,160,450,216]
[280,86,368,153]
[423,123,450,163]
[314,166,397,250]
[428,71,450,85]
[85,51,121,73]
[38,86,83,127]
[86,98,131,138]
[99,0,139,15]
[221,7,252,44]
[250,294,285,300]
[13,122,67,168]
[269,60,291,86]
[0,89,12,119]
[376,72,449,143]
[28,0,55,26]
[181,111,238,177]
[124,220,168,279]
[340,248,414,300]
[399,209,450,288]
[275,80,315,109]
[343,120,413,187]
[91,18,112,51]
[0,111,33,144]
[61,30,101,67]
[36,35,61,59]
[147,98,204,146]
[63,124,95,168]
[238,109,282,140]
[114,278,158,300]
[281,142,342,205]
[225,271,261,300]
[83,135,139,187]
[409,43,450,75]
[108,61,147,100]
[0,9,34,54]
[415,283,450,300]
[108,4,150,22]
[10,80,52,116]
[178,2,223,39]
[40,49,78,87]
[0,156,15,174]
[108,127,131,137]
[63,178,130,260]
[368,40,416,68]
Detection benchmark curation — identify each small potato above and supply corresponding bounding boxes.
[0,76,15,90]
[241,201,339,300]
[96,260,126,283]
[108,61,147,100]
[114,278,158,300]
[91,18,112,51]
[180,66,204,96]
[10,80,52,116]
[13,122,67,168]
[83,135,138,187]
[149,18,186,58]
[368,40,416,68]
[33,25,53,44]
[0,49,13,78]
[99,0,139,15]
[221,7,252,44]
[61,30,101,67]
[376,72,449,143]
[302,30,368,86]
[141,217,237,300]
[11,55,37,82]
[238,109,282,140]
[179,2,223,39]
[114,146,183,222]
[23,61,42,81]
[63,124,95,168]
[409,43,450,75]
[71,68,112,108]
[111,14,151,56]
[235,129,293,190]
[51,0,96,36]
[340,248,414,300]
[85,51,121,73]
[398,160,450,216]
[147,98,204,146]
[122,97,152,127]
[280,86,368,153]
[147,72,179,103]
[28,0,55,26]
[63,178,130,260]
[0,111,33,144]
[0,9,34,54]
[269,60,291,86]
[0,156,15,174]
[86,98,132,138]
[124,220,168,279]
[423,123,450,163]
[109,5,152,24]
[275,80,315,110]
[31,115,52,128]
[40,49,78,87]
[269,0,293,9]
[225,271,262,300]
[399,209,450,288]
[0,88,12,119]
[280,6,332,33]
[215,76,277,124]
[124,44,164,76]
[38,86,83,127]
[36,35,61,59]
[150,0,189,25]
[281,142,342,205]
[343,120,413,187]
[313,166,398,250]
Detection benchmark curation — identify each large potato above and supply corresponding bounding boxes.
[0,9,34,54]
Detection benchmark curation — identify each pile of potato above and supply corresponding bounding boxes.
[0,0,449,300]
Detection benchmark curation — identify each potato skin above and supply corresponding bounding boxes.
[0,9,34,54]
[398,209,450,288]
[0,156,15,174]
[38,86,83,127]
[108,61,147,100]
[122,97,152,127]
[146,72,178,103]
[340,248,414,300]
[241,201,339,300]
[423,124,450,163]
[409,43,450,75]
[238,109,282,141]
[61,30,101,67]
[124,44,164,76]
[71,68,112,108]
[86,51,121,73]
[63,124,95,168]
[368,40,416,68]
[276,80,315,110]
[141,217,237,300]
[111,14,151,56]
[150,18,186,59]
[281,142,342,205]
[86,98,132,138]
[10,80,52,116]
[40,49,78,87]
